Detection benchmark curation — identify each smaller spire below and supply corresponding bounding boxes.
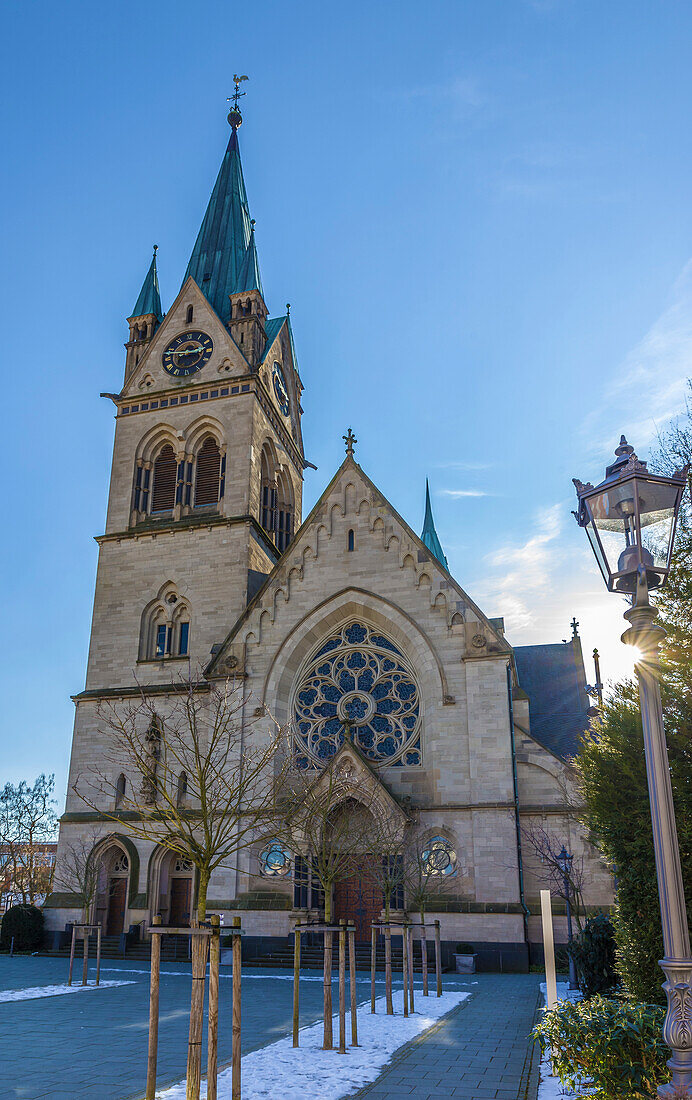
[227,74,249,130]
[343,428,357,457]
[421,479,448,569]
[130,245,163,322]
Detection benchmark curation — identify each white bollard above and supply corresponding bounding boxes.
[540,889,558,1008]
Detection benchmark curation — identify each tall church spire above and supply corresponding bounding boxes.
[182,104,262,323]
[130,245,163,324]
[421,479,448,570]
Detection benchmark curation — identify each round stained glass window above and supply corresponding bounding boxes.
[259,840,292,877]
[292,622,421,767]
[421,835,456,876]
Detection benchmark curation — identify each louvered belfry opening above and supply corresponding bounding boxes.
[195,436,221,507]
[151,445,177,512]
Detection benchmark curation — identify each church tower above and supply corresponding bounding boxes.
[82,95,306,691]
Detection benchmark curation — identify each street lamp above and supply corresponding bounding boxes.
[557,845,578,991]
[574,435,690,1099]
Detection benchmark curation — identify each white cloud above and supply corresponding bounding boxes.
[582,259,692,456]
[438,489,492,498]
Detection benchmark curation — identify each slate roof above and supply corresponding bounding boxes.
[182,127,262,323]
[513,638,591,760]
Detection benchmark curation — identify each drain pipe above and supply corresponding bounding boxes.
[507,663,530,944]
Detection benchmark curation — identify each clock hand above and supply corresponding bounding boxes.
[172,345,202,356]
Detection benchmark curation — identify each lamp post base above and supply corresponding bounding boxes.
[659,958,692,1098]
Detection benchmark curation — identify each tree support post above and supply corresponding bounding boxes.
[407,923,414,1014]
[95,924,102,987]
[207,915,220,1100]
[146,915,161,1100]
[434,920,442,998]
[385,925,393,1015]
[348,922,358,1046]
[323,929,333,1050]
[421,920,429,996]
[67,924,76,987]
[293,921,301,1047]
[81,926,89,987]
[370,924,377,1014]
[338,920,347,1054]
[186,920,208,1100]
[232,917,242,1100]
[402,923,409,1018]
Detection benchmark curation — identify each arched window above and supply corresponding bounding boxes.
[194,436,221,507]
[176,771,188,808]
[276,470,294,553]
[348,529,355,552]
[185,305,193,323]
[260,444,293,552]
[115,773,126,807]
[151,445,177,513]
[141,586,192,661]
[260,445,277,535]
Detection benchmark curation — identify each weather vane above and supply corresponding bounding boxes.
[227,74,249,129]
[343,428,357,457]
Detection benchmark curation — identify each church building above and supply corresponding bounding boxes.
[46,97,613,969]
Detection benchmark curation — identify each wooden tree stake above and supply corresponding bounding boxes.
[82,927,89,986]
[232,917,242,1100]
[338,920,346,1054]
[67,924,76,987]
[402,923,409,1018]
[384,925,393,1015]
[323,929,333,1050]
[146,915,161,1100]
[407,924,414,1014]
[434,919,442,997]
[370,924,377,1014]
[348,923,358,1046]
[421,920,428,996]
[95,924,102,987]
[207,915,220,1100]
[293,921,301,1047]
[186,920,208,1100]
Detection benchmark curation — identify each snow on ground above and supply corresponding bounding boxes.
[0,979,134,1003]
[537,981,582,1100]
[154,988,469,1100]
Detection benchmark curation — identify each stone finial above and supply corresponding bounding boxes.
[343,427,357,457]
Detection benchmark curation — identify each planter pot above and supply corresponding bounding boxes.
[454,952,476,974]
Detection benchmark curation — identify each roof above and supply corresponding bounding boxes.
[130,247,163,322]
[182,127,263,323]
[261,316,287,362]
[513,638,591,760]
[421,480,448,569]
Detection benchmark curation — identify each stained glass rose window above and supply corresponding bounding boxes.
[421,835,456,876]
[293,622,421,767]
[259,840,292,877]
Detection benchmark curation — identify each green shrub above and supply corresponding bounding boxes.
[534,996,666,1099]
[455,942,475,954]
[0,905,44,952]
[570,914,617,998]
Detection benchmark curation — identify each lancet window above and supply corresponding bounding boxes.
[259,443,293,553]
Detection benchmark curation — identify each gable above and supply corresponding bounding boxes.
[122,278,248,399]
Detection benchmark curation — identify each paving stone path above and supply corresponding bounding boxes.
[349,973,542,1100]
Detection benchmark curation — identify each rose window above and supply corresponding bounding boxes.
[293,622,421,767]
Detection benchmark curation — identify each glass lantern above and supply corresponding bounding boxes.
[573,437,688,593]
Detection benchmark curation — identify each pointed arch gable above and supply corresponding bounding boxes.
[89,833,141,906]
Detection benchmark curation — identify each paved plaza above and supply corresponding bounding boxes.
[0,957,540,1100]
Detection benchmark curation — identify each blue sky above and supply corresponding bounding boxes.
[3,0,692,801]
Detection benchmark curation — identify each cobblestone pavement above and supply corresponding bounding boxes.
[0,957,540,1100]
[348,973,542,1100]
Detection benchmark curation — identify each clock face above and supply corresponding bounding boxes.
[272,361,290,416]
[162,330,213,377]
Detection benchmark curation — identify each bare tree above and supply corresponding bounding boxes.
[0,774,57,906]
[403,828,464,919]
[521,819,586,931]
[359,813,410,920]
[52,831,103,921]
[73,674,288,922]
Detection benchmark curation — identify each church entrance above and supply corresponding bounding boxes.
[334,862,382,942]
[169,876,191,926]
[106,876,127,935]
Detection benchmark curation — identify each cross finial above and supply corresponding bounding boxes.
[571,617,579,638]
[343,427,357,457]
[153,244,158,256]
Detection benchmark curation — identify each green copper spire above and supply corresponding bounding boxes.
[130,245,163,322]
[182,122,262,323]
[421,479,448,569]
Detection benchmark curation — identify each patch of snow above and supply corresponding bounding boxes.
[154,989,469,1100]
[0,980,134,1003]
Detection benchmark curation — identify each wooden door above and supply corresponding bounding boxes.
[334,863,382,942]
[106,877,127,936]
[169,878,191,926]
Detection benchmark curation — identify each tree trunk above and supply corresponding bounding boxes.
[196,869,209,922]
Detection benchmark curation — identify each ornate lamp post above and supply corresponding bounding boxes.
[574,435,690,1098]
[557,845,578,991]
